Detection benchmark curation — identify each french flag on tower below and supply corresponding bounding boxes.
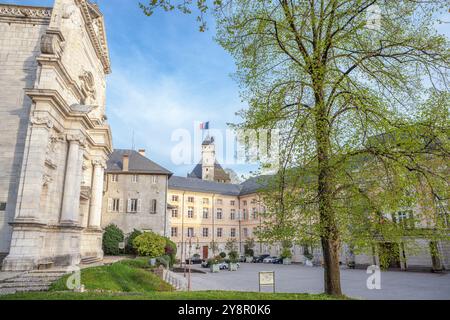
[199,122,210,130]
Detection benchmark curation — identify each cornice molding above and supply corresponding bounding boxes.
[75,0,111,74]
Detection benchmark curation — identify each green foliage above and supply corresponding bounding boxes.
[2,291,344,300]
[219,252,226,259]
[126,229,143,254]
[50,259,173,292]
[132,232,166,258]
[102,224,124,256]
[164,237,177,267]
[244,238,255,257]
[142,0,450,296]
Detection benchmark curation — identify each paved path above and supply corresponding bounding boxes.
[188,263,450,300]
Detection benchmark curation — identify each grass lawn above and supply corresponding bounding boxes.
[0,258,344,300]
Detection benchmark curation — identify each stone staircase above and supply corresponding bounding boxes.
[80,256,102,265]
[0,270,67,296]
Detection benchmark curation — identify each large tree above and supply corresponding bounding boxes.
[141,0,450,295]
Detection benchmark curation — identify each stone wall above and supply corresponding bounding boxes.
[0,5,51,255]
[102,173,169,236]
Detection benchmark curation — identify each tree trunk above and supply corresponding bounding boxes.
[315,93,343,296]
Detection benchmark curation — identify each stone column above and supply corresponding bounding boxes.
[60,134,84,225]
[88,160,105,229]
[15,116,53,221]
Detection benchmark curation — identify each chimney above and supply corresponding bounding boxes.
[138,149,146,157]
[122,154,129,172]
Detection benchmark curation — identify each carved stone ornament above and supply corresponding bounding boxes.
[42,174,53,186]
[31,116,53,129]
[92,159,107,169]
[0,5,52,19]
[79,71,97,103]
[40,33,65,56]
[66,134,86,146]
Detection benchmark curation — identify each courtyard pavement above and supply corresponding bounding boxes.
[188,263,450,300]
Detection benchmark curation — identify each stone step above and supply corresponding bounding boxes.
[14,286,49,293]
[0,281,52,288]
[81,256,102,264]
[3,276,61,283]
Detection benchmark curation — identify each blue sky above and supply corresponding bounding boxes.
[4,0,450,179]
[5,0,257,178]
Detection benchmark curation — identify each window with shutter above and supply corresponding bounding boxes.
[137,199,142,213]
[107,198,113,212]
[127,199,132,213]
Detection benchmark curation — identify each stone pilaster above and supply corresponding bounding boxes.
[60,134,85,225]
[88,159,105,229]
[14,116,54,222]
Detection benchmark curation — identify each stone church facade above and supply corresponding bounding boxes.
[0,0,112,271]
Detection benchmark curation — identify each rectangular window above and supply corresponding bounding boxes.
[217,228,223,238]
[203,208,209,219]
[171,227,178,237]
[128,199,139,213]
[203,198,209,205]
[112,199,120,212]
[230,209,236,220]
[251,198,257,204]
[202,228,209,237]
[243,228,248,238]
[150,199,157,214]
[131,174,138,183]
[187,228,194,237]
[242,209,247,220]
[243,200,247,206]
[111,174,118,182]
[188,207,194,218]
[172,208,178,218]
[216,208,223,220]
[152,176,158,184]
[0,202,5,211]
[230,200,235,206]
[172,195,179,202]
[230,228,236,238]
[216,199,223,205]
[252,208,258,219]
[188,196,194,203]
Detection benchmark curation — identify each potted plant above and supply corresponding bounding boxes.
[304,251,314,267]
[228,251,239,271]
[244,238,255,263]
[208,256,221,273]
[225,239,239,271]
[281,247,292,265]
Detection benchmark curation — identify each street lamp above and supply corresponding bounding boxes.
[184,234,199,292]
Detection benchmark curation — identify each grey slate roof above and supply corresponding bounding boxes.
[169,176,242,196]
[238,175,272,196]
[169,174,273,196]
[106,149,172,175]
[188,161,231,182]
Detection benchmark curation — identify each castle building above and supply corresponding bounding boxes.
[102,149,172,236]
[168,138,450,271]
[0,0,112,271]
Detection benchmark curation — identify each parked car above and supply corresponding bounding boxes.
[219,261,240,270]
[272,257,283,264]
[263,256,278,263]
[252,254,270,263]
[239,255,246,263]
[186,256,202,265]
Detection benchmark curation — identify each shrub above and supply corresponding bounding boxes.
[132,231,166,257]
[102,224,124,255]
[219,252,226,259]
[228,251,239,263]
[164,237,177,267]
[126,229,142,254]
[281,247,292,259]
